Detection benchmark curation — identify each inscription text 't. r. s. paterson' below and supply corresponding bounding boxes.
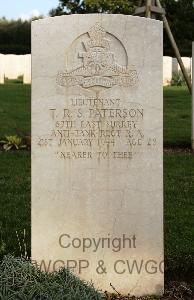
[56,22,138,90]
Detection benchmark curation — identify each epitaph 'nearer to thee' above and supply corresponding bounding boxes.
[32,14,163,296]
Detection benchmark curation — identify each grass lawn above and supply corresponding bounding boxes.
[0,151,30,259]
[164,154,194,283]
[0,83,193,298]
[164,86,191,147]
[0,84,31,137]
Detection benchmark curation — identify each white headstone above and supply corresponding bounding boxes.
[172,57,178,73]
[32,14,164,296]
[192,42,194,150]
[181,57,191,73]
[4,55,22,79]
[0,54,5,84]
[163,56,172,85]
[23,55,31,84]
[172,57,191,74]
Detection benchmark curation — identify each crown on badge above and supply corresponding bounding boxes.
[85,22,110,50]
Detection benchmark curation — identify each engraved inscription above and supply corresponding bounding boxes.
[35,24,159,161]
[36,97,157,161]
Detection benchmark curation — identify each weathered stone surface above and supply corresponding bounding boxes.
[32,14,163,296]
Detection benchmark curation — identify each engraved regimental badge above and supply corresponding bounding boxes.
[57,22,138,90]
